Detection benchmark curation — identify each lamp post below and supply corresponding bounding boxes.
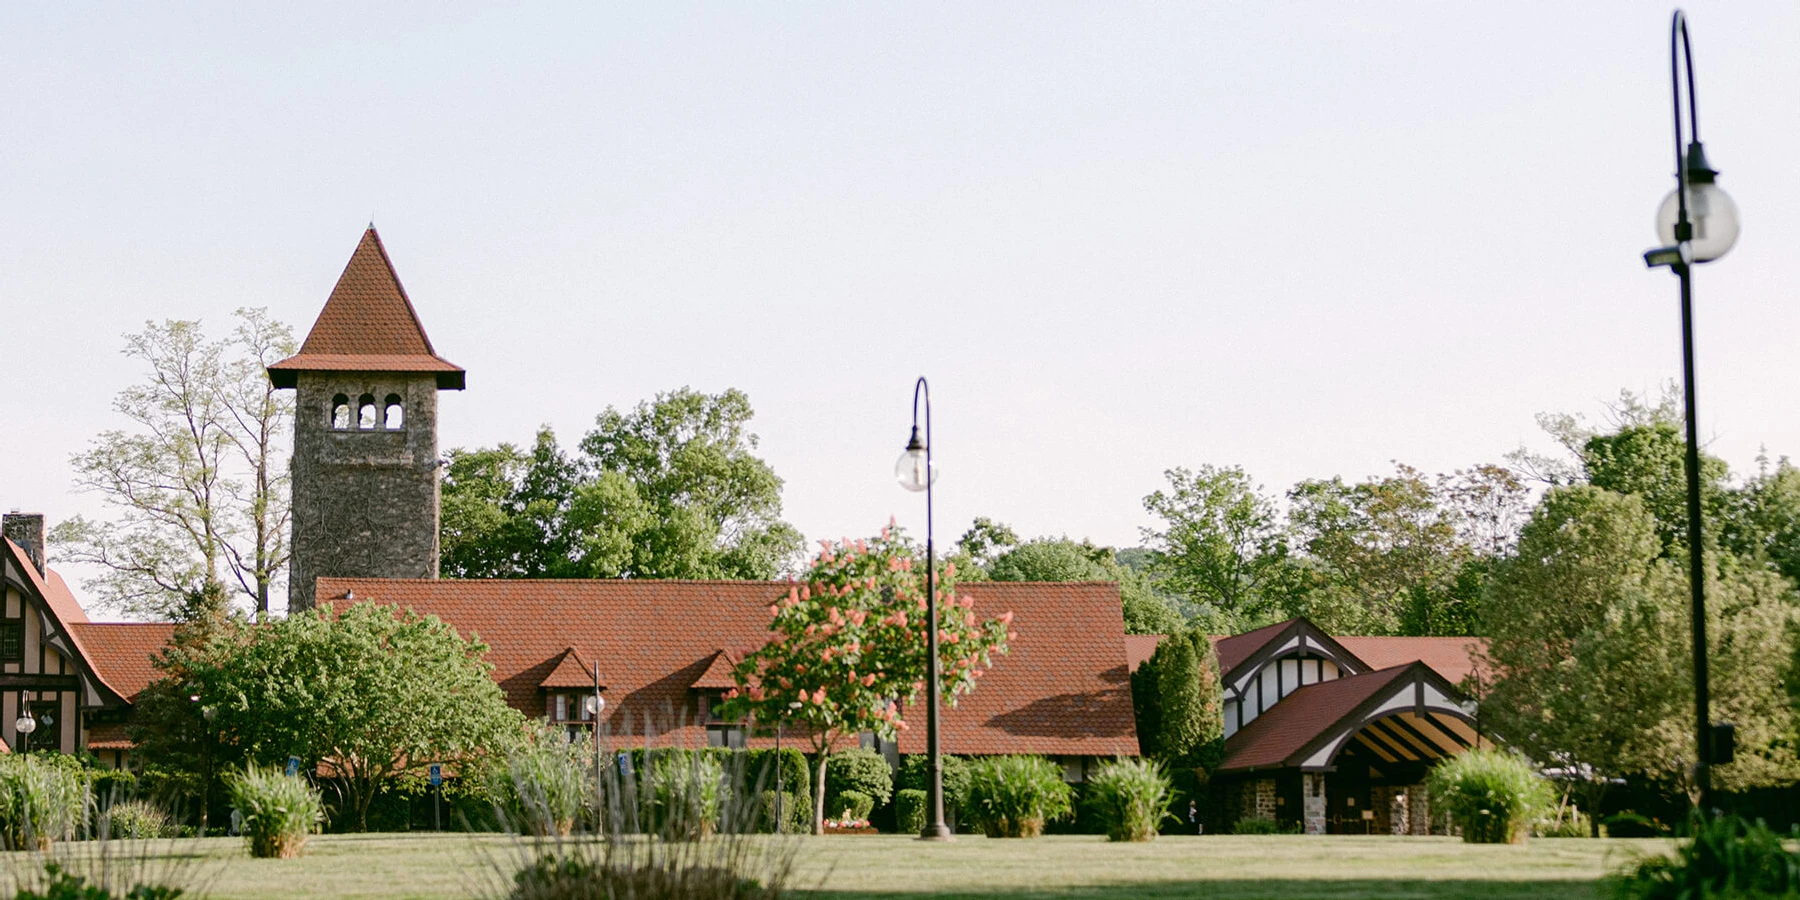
[775,699,801,832]
[585,663,605,821]
[14,710,36,755]
[1642,8,1739,816]
[896,376,951,840]
[200,702,218,833]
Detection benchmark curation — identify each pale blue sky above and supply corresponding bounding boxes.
[4,3,1797,614]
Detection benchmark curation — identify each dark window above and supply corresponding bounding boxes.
[0,623,22,662]
[706,725,746,749]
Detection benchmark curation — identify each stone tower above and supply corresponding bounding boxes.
[268,228,465,611]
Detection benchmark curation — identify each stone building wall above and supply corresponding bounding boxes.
[1407,783,1432,836]
[1302,773,1326,835]
[1238,778,1277,823]
[288,372,441,611]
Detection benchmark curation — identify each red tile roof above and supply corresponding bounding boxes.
[539,648,598,689]
[267,228,464,389]
[40,569,89,626]
[1213,619,1295,674]
[1123,634,1161,674]
[4,540,125,704]
[68,623,177,703]
[317,578,1139,757]
[86,723,131,751]
[1337,636,1486,686]
[1218,664,1414,772]
[691,651,738,690]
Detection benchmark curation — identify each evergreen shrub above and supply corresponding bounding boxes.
[894,789,926,836]
[964,756,1073,838]
[1426,749,1552,844]
[226,765,323,858]
[825,748,892,811]
[756,791,807,834]
[832,790,873,822]
[1085,757,1171,842]
[897,755,970,818]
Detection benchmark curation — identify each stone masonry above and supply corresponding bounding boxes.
[1407,783,1432,836]
[1302,772,1326,835]
[1239,778,1277,823]
[287,371,441,611]
[1,513,45,575]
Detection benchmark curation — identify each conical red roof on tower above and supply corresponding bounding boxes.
[267,227,465,389]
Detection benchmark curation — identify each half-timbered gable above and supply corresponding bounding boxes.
[1215,618,1371,739]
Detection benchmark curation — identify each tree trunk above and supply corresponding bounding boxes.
[813,752,828,835]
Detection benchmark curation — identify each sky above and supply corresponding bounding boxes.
[4,3,1798,617]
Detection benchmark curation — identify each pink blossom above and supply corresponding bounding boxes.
[945,561,956,578]
[767,604,779,616]
[748,685,766,700]
[849,610,867,626]
[998,611,1014,625]
[861,673,876,687]
[812,687,827,705]
[724,688,739,699]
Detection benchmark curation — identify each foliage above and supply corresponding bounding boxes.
[650,753,728,841]
[102,800,174,840]
[963,756,1074,839]
[164,601,525,831]
[226,765,323,859]
[896,755,971,814]
[503,852,778,900]
[9,863,184,900]
[720,526,1011,833]
[985,534,1185,635]
[51,309,295,616]
[824,748,892,811]
[1230,817,1299,835]
[441,388,804,580]
[832,790,874,822]
[1085,757,1172,842]
[0,754,87,849]
[1604,814,1800,899]
[755,791,808,835]
[893,789,927,836]
[1142,465,1292,626]
[492,724,591,837]
[1727,456,1800,589]
[123,582,243,825]
[1426,749,1553,845]
[1603,812,1671,839]
[1146,630,1224,771]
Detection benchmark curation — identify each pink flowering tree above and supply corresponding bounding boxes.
[719,524,1013,833]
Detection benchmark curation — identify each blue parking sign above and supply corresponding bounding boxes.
[286,756,300,777]
[429,763,443,787]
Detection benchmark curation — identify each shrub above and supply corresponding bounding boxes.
[0,754,87,849]
[650,752,728,841]
[894,789,927,836]
[756,791,808,835]
[1085,757,1171,842]
[897,755,971,817]
[1426,749,1552,844]
[493,726,591,837]
[1230,817,1298,835]
[506,852,775,900]
[825,748,892,810]
[1535,806,1592,839]
[1605,814,1800,899]
[103,799,173,840]
[833,790,874,822]
[226,765,323,859]
[964,756,1073,839]
[1605,812,1671,838]
[11,862,184,900]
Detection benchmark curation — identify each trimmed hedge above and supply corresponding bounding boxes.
[894,789,927,836]
[826,748,892,811]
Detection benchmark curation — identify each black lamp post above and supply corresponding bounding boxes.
[585,662,605,819]
[1642,8,1740,816]
[775,699,801,832]
[896,376,951,840]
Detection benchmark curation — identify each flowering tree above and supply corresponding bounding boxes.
[720,524,1013,833]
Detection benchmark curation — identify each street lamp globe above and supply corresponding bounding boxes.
[895,445,934,493]
[14,714,35,736]
[1656,181,1739,263]
[584,694,604,717]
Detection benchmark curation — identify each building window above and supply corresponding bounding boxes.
[706,725,746,749]
[383,394,404,430]
[330,395,351,430]
[0,623,22,663]
[358,394,377,430]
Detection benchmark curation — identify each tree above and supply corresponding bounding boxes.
[719,526,1012,833]
[981,532,1183,635]
[1724,455,1800,589]
[1150,630,1224,771]
[126,581,246,820]
[441,388,804,580]
[147,602,525,831]
[52,310,296,616]
[1141,466,1290,626]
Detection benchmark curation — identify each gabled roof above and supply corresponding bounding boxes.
[1217,661,1475,773]
[1,540,128,707]
[1123,634,1161,674]
[267,228,464,390]
[1213,619,1296,674]
[68,623,177,704]
[691,650,738,690]
[540,648,600,690]
[1217,617,1371,693]
[1336,636,1486,686]
[317,578,1139,757]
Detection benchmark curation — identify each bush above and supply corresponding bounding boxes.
[1605,812,1672,838]
[0,754,87,849]
[1230,816,1298,835]
[825,748,892,811]
[1085,757,1171,842]
[12,862,184,900]
[1535,806,1592,838]
[1426,749,1552,844]
[650,753,728,841]
[964,756,1073,839]
[493,726,591,837]
[506,852,774,900]
[832,790,873,822]
[1605,814,1800,899]
[226,765,323,858]
[897,755,971,819]
[894,789,926,836]
[756,791,807,834]
[103,799,173,840]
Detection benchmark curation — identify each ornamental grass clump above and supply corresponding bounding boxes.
[226,765,323,859]
[101,800,174,840]
[493,726,591,837]
[1085,757,1172,842]
[964,756,1073,839]
[0,754,88,850]
[1426,749,1552,844]
[650,752,728,841]
[1605,814,1800,900]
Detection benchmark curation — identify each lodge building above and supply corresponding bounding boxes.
[11,228,1488,834]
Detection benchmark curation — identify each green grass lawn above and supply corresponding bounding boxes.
[4,832,1675,900]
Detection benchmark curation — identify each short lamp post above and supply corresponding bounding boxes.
[585,664,605,813]
[1641,9,1739,816]
[14,711,35,755]
[896,376,951,840]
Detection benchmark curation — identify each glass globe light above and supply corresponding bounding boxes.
[584,694,604,716]
[14,715,35,736]
[895,446,935,492]
[1656,181,1739,263]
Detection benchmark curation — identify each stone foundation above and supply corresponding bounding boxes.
[1301,773,1326,835]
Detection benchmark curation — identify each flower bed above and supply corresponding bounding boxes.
[824,818,878,835]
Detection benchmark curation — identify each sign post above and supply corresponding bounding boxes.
[429,763,443,832]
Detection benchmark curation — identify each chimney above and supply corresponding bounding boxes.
[2,512,46,576]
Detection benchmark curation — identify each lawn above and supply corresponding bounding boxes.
[4,832,1673,900]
